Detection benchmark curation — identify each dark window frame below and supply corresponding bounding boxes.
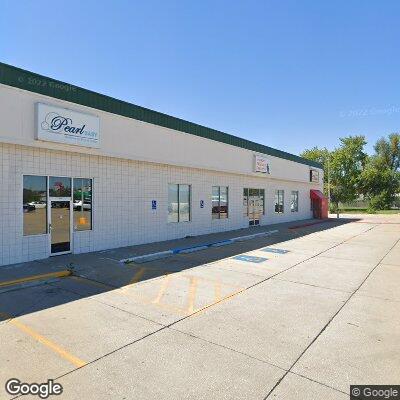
[168,184,192,223]
[73,178,93,231]
[275,190,285,213]
[291,190,299,212]
[212,186,229,219]
[23,175,48,236]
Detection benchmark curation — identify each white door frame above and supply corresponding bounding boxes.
[48,197,73,256]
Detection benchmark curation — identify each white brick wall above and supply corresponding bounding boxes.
[0,143,314,266]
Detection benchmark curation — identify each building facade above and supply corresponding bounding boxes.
[0,63,323,267]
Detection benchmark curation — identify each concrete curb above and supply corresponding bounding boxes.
[122,229,278,264]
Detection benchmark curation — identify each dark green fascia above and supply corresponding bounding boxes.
[0,62,322,169]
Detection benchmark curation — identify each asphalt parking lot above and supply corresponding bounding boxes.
[0,215,399,399]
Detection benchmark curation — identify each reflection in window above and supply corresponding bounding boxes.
[212,186,229,219]
[243,188,265,216]
[179,184,191,222]
[73,178,92,231]
[168,184,191,222]
[275,190,284,213]
[243,188,249,216]
[23,175,47,235]
[49,177,71,197]
[291,191,299,212]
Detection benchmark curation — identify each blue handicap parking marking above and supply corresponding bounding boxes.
[260,248,289,254]
[232,255,268,263]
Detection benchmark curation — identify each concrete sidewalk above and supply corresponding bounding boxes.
[0,218,337,290]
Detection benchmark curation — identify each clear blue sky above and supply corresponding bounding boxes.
[1,0,399,155]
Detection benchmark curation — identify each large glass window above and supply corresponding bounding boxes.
[49,177,71,197]
[212,186,229,219]
[168,184,191,222]
[275,190,284,213]
[243,188,249,216]
[23,175,47,235]
[73,178,92,231]
[179,184,191,222]
[291,191,299,212]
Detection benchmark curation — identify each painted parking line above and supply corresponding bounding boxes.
[129,267,147,284]
[232,255,268,263]
[260,248,290,254]
[67,271,245,318]
[186,277,198,313]
[0,311,86,368]
[0,270,71,288]
[152,274,172,305]
[214,281,222,302]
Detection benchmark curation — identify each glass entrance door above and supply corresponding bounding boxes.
[248,196,261,225]
[50,200,71,254]
[244,188,265,226]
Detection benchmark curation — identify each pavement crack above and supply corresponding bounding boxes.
[263,226,400,399]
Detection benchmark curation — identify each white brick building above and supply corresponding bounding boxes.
[0,63,324,267]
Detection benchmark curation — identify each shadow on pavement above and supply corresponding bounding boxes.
[0,218,358,321]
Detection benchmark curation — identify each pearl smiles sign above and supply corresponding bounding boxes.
[36,103,100,148]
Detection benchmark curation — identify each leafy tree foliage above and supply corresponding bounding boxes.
[374,133,400,172]
[328,136,367,212]
[301,136,367,212]
[359,133,400,210]
[301,133,400,212]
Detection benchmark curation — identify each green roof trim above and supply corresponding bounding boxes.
[0,62,322,169]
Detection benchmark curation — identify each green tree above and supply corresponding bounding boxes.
[329,136,367,214]
[359,133,400,210]
[374,133,400,171]
[301,136,367,215]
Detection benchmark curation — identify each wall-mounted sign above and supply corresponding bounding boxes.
[310,169,319,183]
[152,200,157,210]
[36,103,100,148]
[200,200,204,208]
[254,155,270,174]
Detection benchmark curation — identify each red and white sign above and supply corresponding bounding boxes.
[254,155,270,174]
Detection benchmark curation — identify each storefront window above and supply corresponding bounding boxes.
[291,191,299,212]
[168,184,191,222]
[243,188,249,216]
[275,190,284,213]
[49,177,71,197]
[23,175,47,235]
[212,186,228,219]
[179,184,191,222]
[73,178,92,231]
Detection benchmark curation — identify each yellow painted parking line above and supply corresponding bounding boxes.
[129,267,147,284]
[186,277,198,313]
[181,273,243,290]
[0,270,71,288]
[214,281,222,302]
[0,311,86,368]
[152,274,172,304]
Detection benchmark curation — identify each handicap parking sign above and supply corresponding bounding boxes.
[152,200,157,210]
[200,200,204,208]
